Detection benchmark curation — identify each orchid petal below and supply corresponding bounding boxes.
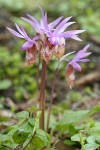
[71,36,82,41]
[49,16,63,30]
[20,27,30,40]
[27,14,40,27]
[21,36,39,50]
[70,62,82,71]
[59,30,85,38]
[82,44,90,52]
[54,16,72,34]
[39,6,45,16]
[78,59,90,62]
[32,36,39,42]
[21,41,33,50]
[43,12,49,30]
[15,23,26,37]
[6,27,24,38]
[58,22,75,33]
[21,17,40,33]
[75,51,91,59]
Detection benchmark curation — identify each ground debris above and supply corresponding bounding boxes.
[75,71,100,86]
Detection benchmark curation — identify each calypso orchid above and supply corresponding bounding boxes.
[6,23,39,65]
[65,44,91,88]
[6,7,91,88]
[6,6,91,131]
[7,7,86,64]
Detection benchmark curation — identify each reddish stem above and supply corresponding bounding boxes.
[36,52,41,91]
[46,68,58,132]
[39,59,46,130]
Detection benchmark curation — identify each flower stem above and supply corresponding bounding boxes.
[39,59,46,130]
[36,52,41,91]
[46,67,58,132]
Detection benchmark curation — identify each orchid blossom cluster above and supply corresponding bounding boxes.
[7,7,91,88]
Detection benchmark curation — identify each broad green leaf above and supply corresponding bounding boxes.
[18,122,33,133]
[69,125,77,136]
[87,136,96,143]
[25,129,50,150]
[59,110,89,125]
[13,130,29,144]
[83,143,99,150]
[16,111,29,119]
[29,118,34,127]
[89,122,100,142]
[64,139,75,146]
[0,137,17,149]
[71,133,86,142]
[55,106,100,132]
[0,134,10,144]
[36,129,50,147]
[0,146,10,150]
[56,110,89,132]
[88,105,100,116]
[26,135,44,150]
[0,80,12,90]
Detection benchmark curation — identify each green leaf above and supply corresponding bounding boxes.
[13,130,29,144]
[71,134,86,142]
[16,111,29,119]
[88,106,100,116]
[26,135,44,150]
[18,122,33,133]
[36,129,50,147]
[87,136,96,143]
[89,122,100,142]
[56,106,100,132]
[69,125,77,136]
[83,143,99,150]
[64,139,75,146]
[0,134,10,144]
[0,134,17,149]
[59,110,89,125]
[28,118,34,127]
[0,146,10,150]
[56,110,89,132]
[25,129,50,150]
[0,80,12,90]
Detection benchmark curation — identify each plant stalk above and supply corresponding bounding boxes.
[46,68,58,131]
[39,59,46,130]
[36,52,41,91]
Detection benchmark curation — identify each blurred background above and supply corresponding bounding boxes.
[0,0,100,117]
